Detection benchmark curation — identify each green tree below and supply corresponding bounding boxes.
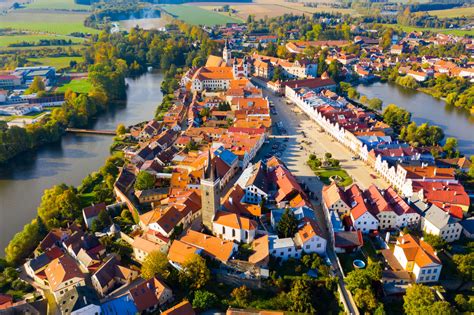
[443,137,459,158]
[288,279,315,313]
[91,209,111,233]
[423,233,448,251]
[37,184,81,229]
[359,95,368,104]
[134,171,155,191]
[430,301,456,315]
[193,290,217,310]
[116,123,126,135]
[383,104,412,134]
[452,253,474,281]
[141,251,170,280]
[368,98,383,111]
[25,76,45,94]
[179,254,210,290]
[403,284,435,315]
[231,285,252,307]
[354,288,378,313]
[454,294,472,312]
[277,208,298,238]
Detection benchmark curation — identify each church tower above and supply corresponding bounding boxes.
[201,150,221,231]
[223,39,231,65]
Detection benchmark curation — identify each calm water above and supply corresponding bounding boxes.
[357,82,474,156]
[0,72,164,251]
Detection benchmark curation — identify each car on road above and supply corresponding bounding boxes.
[370,174,377,179]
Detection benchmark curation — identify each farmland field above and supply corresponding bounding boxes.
[194,0,357,19]
[24,0,90,11]
[380,23,474,36]
[0,34,85,48]
[160,4,243,25]
[0,11,99,35]
[28,56,83,69]
[427,6,474,18]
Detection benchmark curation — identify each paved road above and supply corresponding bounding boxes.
[265,90,389,191]
[263,88,360,315]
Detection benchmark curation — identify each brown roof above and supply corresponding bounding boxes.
[249,235,269,266]
[132,235,162,254]
[130,277,171,312]
[162,300,195,315]
[45,255,84,291]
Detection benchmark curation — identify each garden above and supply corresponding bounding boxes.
[307,153,353,187]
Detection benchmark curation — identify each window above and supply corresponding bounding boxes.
[306,245,310,249]
[431,276,436,280]
[232,229,235,237]
[427,269,431,274]
[421,269,425,274]
[419,276,424,281]
[317,243,321,248]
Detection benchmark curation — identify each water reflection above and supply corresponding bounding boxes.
[357,82,474,156]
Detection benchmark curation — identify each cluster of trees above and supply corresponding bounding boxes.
[134,170,155,191]
[404,284,455,314]
[395,75,420,89]
[308,153,340,170]
[359,95,383,111]
[382,104,412,134]
[0,266,34,299]
[276,208,298,238]
[423,74,473,112]
[399,121,444,147]
[397,7,469,29]
[9,39,75,48]
[345,262,385,314]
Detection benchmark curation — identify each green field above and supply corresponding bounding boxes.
[29,56,83,69]
[381,23,474,36]
[160,4,243,26]
[0,11,99,35]
[0,34,84,47]
[24,0,90,11]
[427,6,474,18]
[56,78,92,93]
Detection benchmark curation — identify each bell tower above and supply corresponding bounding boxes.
[223,39,231,65]
[201,150,221,230]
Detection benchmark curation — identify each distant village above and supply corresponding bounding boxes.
[0,21,473,315]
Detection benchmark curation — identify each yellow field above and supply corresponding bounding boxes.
[427,6,474,18]
[194,0,357,19]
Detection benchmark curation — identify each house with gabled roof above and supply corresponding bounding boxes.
[57,286,101,315]
[322,182,351,216]
[167,240,200,270]
[45,254,86,301]
[212,211,257,244]
[180,230,237,263]
[91,255,139,297]
[393,234,442,283]
[129,277,173,313]
[82,202,106,229]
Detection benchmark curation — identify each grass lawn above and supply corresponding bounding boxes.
[24,0,90,11]
[380,23,474,36]
[0,11,99,35]
[362,236,380,263]
[338,251,366,275]
[28,56,83,69]
[79,192,96,208]
[312,167,353,187]
[56,78,92,94]
[160,4,243,26]
[427,6,474,18]
[0,34,84,48]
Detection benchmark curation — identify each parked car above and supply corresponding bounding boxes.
[370,174,377,179]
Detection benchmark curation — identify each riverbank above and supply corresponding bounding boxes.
[356,81,474,156]
[0,72,165,252]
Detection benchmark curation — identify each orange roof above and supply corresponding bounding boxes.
[403,165,455,180]
[205,55,226,67]
[162,300,195,315]
[213,211,257,230]
[45,255,84,291]
[192,66,234,81]
[322,182,347,209]
[249,235,269,265]
[167,240,198,265]
[180,230,235,263]
[296,219,322,244]
[132,235,163,254]
[396,234,441,268]
[130,277,171,312]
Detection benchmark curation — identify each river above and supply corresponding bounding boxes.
[357,82,474,156]
[0,71,164,251]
